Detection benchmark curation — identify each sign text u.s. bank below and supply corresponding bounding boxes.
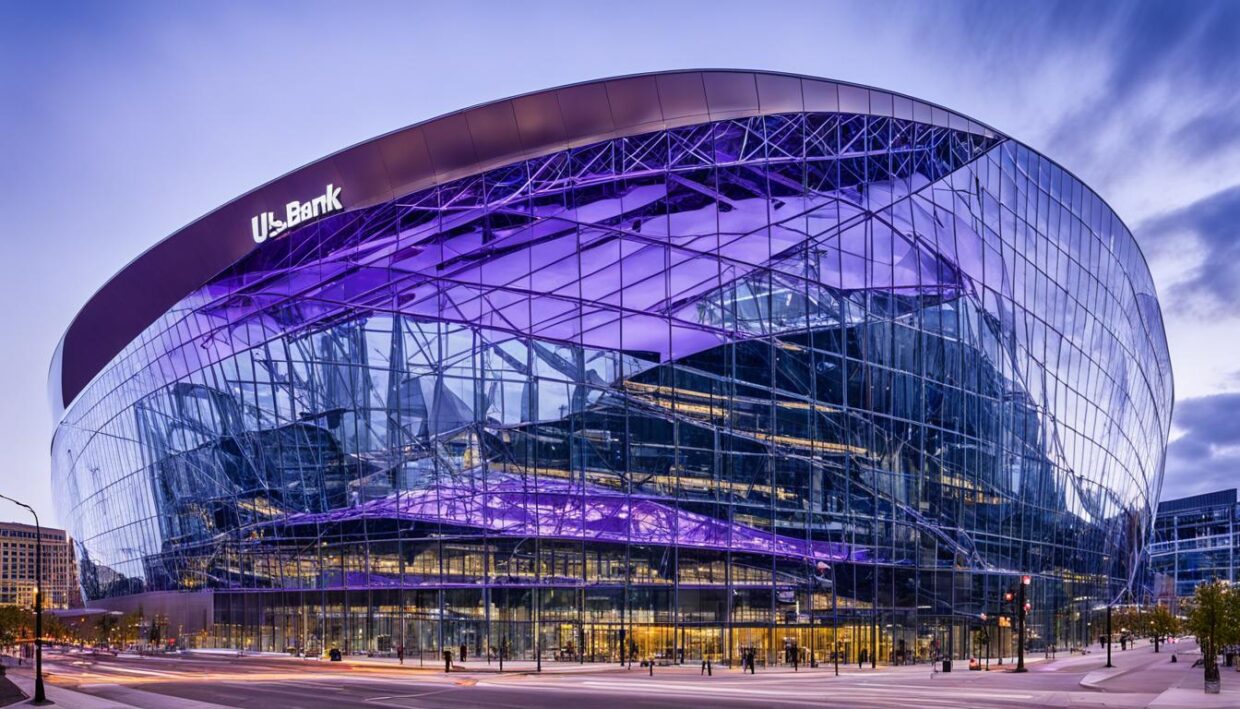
[251,184,343,243]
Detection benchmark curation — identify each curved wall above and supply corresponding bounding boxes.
[50,71,1171,661]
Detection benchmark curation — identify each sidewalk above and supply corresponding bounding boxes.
[1147,669,1240,708]
[336,655,1016,676]
[1078,641,1240,708]
[185,648,1055,677]
[6,669,229,708]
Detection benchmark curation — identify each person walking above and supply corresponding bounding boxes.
[459,642,467,663]
[396,644,405,665]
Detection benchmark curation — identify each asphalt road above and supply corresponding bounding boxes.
[26,641,1204,708]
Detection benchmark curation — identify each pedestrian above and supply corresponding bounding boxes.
[860,647,868,669]
[396,644,405,665]
[443,648,453,673]
[459,642,467,663]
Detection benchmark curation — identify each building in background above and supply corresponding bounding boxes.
[48,70,1173,663]
[1149,489,1238,600]
[0,521,78,609]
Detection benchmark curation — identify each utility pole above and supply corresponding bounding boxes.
[0,494,47,704]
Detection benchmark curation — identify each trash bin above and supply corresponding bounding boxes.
[942,659,952,673]
[329,648,342,662]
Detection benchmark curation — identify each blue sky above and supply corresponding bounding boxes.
[2,1,1239,526]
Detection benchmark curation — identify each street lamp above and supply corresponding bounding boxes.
[1002,590,1014,665]
[1105,603,1113,668]
[1015,575,1030,673]
[0,494,48,704]
[980,613,990,670]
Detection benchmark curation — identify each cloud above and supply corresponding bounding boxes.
[1168,107,1240,162]
[1161,391,1240,499]
[1137,184,1240,316]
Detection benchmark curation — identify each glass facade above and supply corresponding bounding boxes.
[51,78,1172,665]
[1150,489,1238,599]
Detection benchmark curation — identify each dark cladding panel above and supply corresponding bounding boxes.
[375,126,435,199]
[838,84,869,114]
[702,71,759,120]
[327,141,394,211]
[756,73,803,115]
[422,113,479,177]
[867,89,894,117]
[557,82,615,146]
[604,76,665,133]
[893,95,914,121]
[912,100,934,125]
[801,79,839,113]
[655,72,708,121]
[512,90,569,152]
[464,100,523,168]
[259,159,348,224]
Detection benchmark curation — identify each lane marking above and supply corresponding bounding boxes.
[89,664,185,677]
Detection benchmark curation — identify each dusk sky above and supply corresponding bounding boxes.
[3,1,1238,528]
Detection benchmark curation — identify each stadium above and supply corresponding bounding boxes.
[49,70,1172,665]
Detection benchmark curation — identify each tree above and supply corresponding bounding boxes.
[1146,605,1180,654]
[116,612,142,648]
[95,613,119,646]
[0,606,32,650]
[1112,607,1141,640]
[1184,580,1240,693]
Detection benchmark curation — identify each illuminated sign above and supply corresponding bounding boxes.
[251,184,343,243]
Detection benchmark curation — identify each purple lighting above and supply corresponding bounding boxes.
[272,473,862,565]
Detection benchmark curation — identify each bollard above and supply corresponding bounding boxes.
[708,659,712,676]
[649,659,654,676]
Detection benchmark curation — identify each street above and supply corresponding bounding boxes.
[4,639,1233,708]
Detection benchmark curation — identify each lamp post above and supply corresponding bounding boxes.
[980,613,990,670]
[0,494,48,704]
[1015,575,1030,673]
[1105,603,1113,668]
[1001,590,1014,665]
